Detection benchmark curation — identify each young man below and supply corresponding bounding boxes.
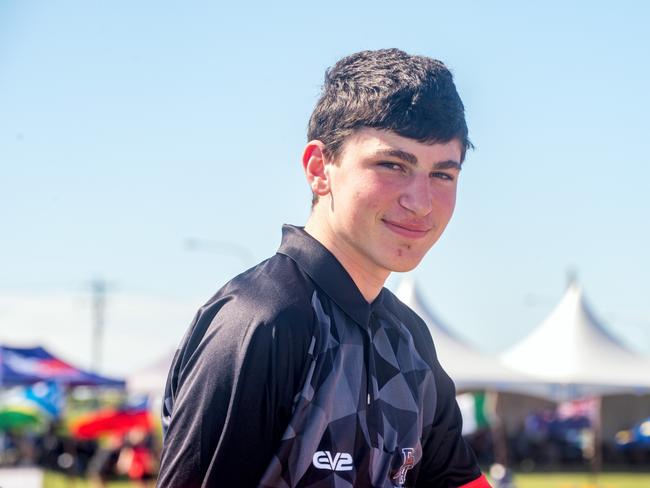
[158,49,491,488]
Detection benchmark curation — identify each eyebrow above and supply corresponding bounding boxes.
[374,149,462,170]
[434,160,463,171]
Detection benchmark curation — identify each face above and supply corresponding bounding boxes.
[313,128,462,280]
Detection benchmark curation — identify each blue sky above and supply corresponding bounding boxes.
[1,1,649,375]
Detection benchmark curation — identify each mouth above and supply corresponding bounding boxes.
[381,219,432,239]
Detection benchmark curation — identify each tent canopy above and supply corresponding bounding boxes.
[500,282,650,396]
[0,345,125,388]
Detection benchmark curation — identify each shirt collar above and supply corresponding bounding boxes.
[277,224,379,327]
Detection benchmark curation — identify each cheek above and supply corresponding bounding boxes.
[437,188,457,215]
[448,192,457,214]
[351,180,386,207]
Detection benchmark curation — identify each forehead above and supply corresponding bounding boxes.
[338,128,463,164]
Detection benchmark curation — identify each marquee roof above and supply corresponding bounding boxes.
[500,282,650,395]
[0,345,125,388]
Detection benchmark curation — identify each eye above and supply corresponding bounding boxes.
[431,171,455,181]
[378,161,405,172]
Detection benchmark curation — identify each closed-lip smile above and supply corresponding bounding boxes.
[382,219,432,238]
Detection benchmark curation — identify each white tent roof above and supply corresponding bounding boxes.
[501,282,650,393]
[394,276,534,391]
[127,349,175,398]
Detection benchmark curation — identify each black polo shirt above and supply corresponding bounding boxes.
[158,225,486,488]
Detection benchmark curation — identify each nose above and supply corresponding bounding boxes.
[398,174,433,216]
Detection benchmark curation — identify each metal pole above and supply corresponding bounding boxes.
[91,279,106,373]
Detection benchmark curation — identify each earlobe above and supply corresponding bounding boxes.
[302,140,330,196]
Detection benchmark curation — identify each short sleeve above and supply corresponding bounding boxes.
[157,292,313,488]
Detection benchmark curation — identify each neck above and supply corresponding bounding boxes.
[304,217,389,303]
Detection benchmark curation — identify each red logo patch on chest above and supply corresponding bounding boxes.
[392,447,415,486]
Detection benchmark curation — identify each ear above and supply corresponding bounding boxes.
[302,140,331,197]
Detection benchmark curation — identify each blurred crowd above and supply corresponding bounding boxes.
[465,408,650,472]
[1,386,649,486]
[0,422,159,487]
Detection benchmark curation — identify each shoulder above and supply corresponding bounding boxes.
[213,253,316,332]
[178,253,317,367]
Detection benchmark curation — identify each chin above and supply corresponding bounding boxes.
[386,256,424,273]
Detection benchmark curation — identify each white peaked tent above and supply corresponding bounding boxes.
[395,276,534,391]
[501,282,650,397]
[127,349,175,401]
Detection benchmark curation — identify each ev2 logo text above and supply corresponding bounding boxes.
[312,451,353,471]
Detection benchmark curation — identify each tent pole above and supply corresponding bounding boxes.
[0,431,5,463]
[591,396,603,477]
[489,391,508,466]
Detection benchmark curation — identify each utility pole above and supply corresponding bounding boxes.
[91,278,107,373]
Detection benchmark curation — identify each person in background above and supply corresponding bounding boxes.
[117,429,156,488]
[88,435,122,488]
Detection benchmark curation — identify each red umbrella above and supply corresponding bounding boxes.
[70,409,152,439]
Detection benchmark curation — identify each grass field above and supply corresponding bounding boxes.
[43,473,650,488]
[42,471,650,487]
[512,473,650,488]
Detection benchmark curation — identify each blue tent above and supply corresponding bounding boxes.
[0,345,125,388]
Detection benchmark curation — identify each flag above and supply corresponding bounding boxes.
[457,392,492,436]
[24,381,64,418]
[556,397,599,423]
